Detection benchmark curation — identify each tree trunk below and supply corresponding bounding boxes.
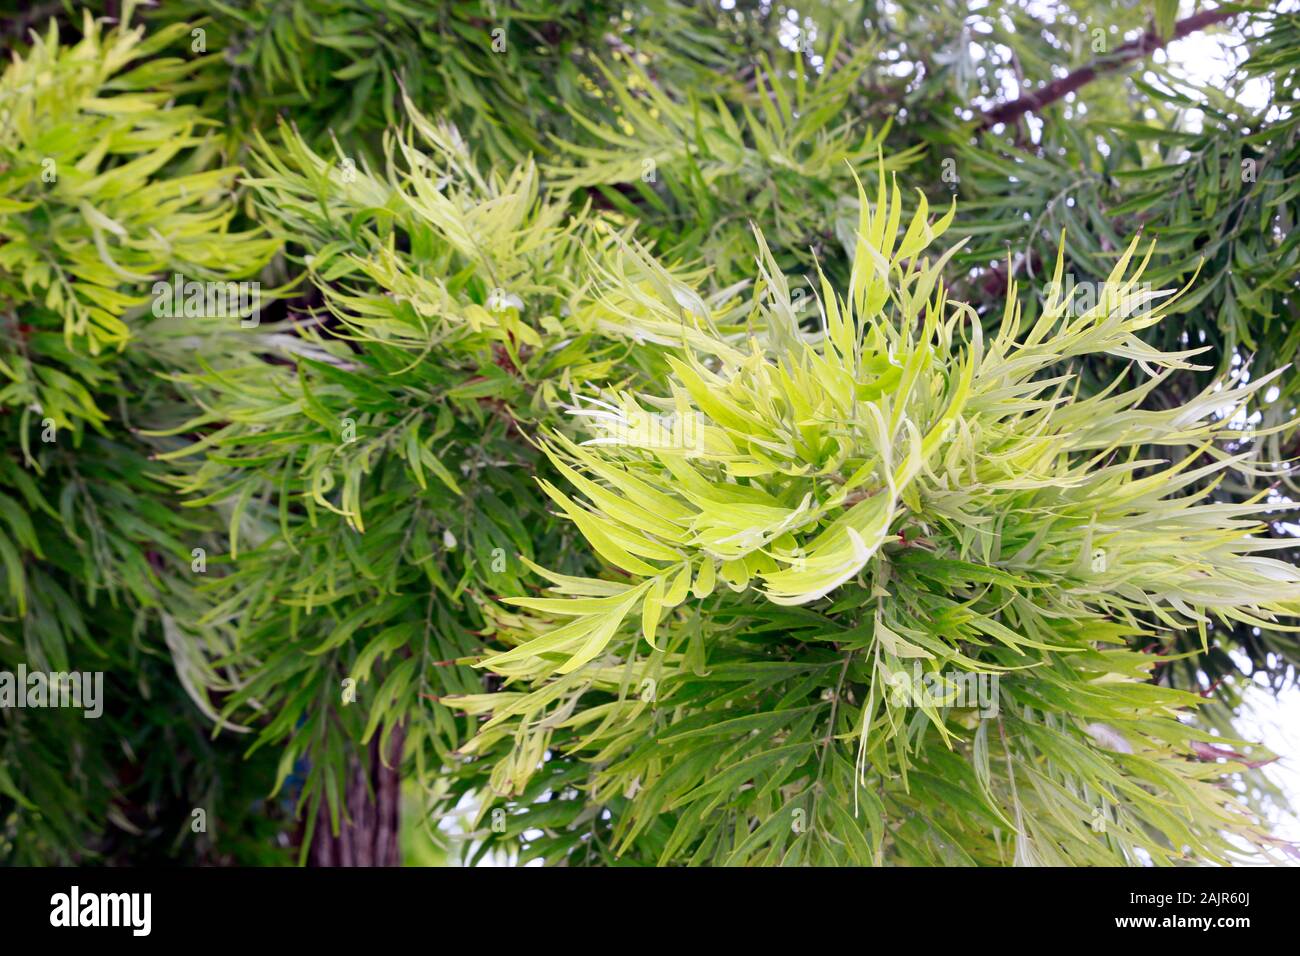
[308,726,404,867]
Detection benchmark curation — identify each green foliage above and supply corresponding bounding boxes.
[549,41,920,283]
[0,6,283,864]
[144,0,730,162]
[155,108,619,858]
[453,178,1299,864]
[952,7,1300,391]
[2,0,1297,866]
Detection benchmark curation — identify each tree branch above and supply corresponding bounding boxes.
[978,8,1236,129]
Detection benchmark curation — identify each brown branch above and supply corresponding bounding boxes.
[308,724,405,867]
[978,8,1236,129]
